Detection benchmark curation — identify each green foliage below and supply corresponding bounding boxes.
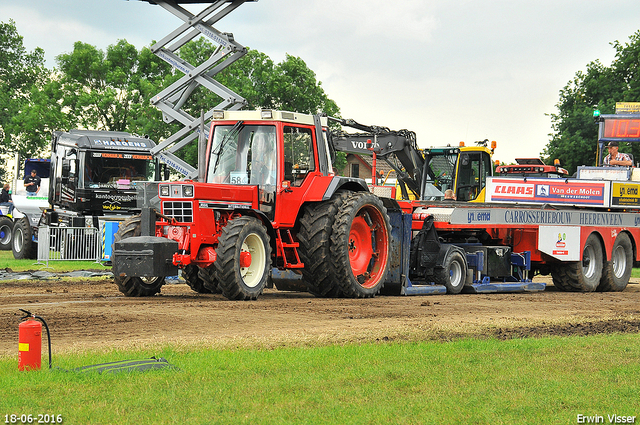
[0,19,48,178]
[175,46,341,164]
[545,31,640,174]
[1,334,639,424]
[333,151,348,172]
[7,29,340,169]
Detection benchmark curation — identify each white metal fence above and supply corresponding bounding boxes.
[37,226,101,266]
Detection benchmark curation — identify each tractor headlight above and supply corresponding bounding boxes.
[182,185,194,197]
[160,185,170,197]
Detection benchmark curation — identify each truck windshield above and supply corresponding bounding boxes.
[84,152,155,188]
[208,125,277,186]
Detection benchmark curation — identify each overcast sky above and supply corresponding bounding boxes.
[3,0,640,164]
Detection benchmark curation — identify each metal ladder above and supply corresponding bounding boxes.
[138,0,257,178]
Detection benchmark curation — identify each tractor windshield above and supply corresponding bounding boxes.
[208,125,278,186]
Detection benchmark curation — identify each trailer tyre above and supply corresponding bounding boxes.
[184,264,213,294]
[434,249,467,294]
[598,233,632,292]
[0,217,13,251]
[299,191,351,297]
[551,233,603,292]
[215,216,271,300]
[12,218,36,260]
[331,192,390,298]
[112,214,165,297]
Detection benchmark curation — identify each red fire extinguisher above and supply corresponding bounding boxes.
[19,319,42,371]
[18,309,52,371]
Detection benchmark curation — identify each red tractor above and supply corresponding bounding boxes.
[113,110,398,300]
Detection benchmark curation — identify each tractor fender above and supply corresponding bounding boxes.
[230,209,277,253]
[321,176,369,201]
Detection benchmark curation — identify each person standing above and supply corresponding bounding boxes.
[0,183,14,215]
[24,169,41,197]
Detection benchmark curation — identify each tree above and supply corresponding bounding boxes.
[169,44,341,166]
[54,40,175,138]
[0,19,48,178]
[15,36,340,170]
[545,31,640,174]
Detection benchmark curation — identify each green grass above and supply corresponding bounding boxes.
[1,334,639,424]
[0,251,110,273]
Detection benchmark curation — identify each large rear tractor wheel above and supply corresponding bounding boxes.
[197,265,222,294]
[434,249,467,294]
[298,191,351,297]
[330,192,391,298]
[551,233,603,292]
[12,218,36,260]
[112,214,165,297]
[0,217,13,251]
[215,216,271,300]
[184,264,213,294]
[598,232,632,292]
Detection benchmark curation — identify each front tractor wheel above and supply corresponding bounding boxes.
[215,216,271,300]
[112,214,166,297]
[12,218,36,260]
[331,193,391,298]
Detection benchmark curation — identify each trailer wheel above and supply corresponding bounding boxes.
[183,264,213,294]
[12,218,36,260]
[598,233,632,292]
[0,217,13,251]
[299,191,351,297]
[112,214,165,297]
[331,192,390,298]
[434,249,467,294]
[551,233,602,292]
[197,265,222,294]
[550,267,571,292]
[215,216,271,300]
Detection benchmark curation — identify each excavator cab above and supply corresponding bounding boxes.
[454,147,493,202]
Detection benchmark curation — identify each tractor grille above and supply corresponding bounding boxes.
[163,201,193,222]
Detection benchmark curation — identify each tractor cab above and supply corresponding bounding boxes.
[205,110,332,225]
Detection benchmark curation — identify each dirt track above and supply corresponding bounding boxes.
[2,276,640,356]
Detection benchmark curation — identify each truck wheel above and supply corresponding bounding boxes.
[0,217,13,251]
[551,233,602,292]
[183,264,213,294]
[112,214,165,297]
[215,216,271,300]
[197,266,222,294]
[598,233,632,292]
[12,218,36,260]
[298,191,351,297]
[331,192,390,298]
[434,249,467,294]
